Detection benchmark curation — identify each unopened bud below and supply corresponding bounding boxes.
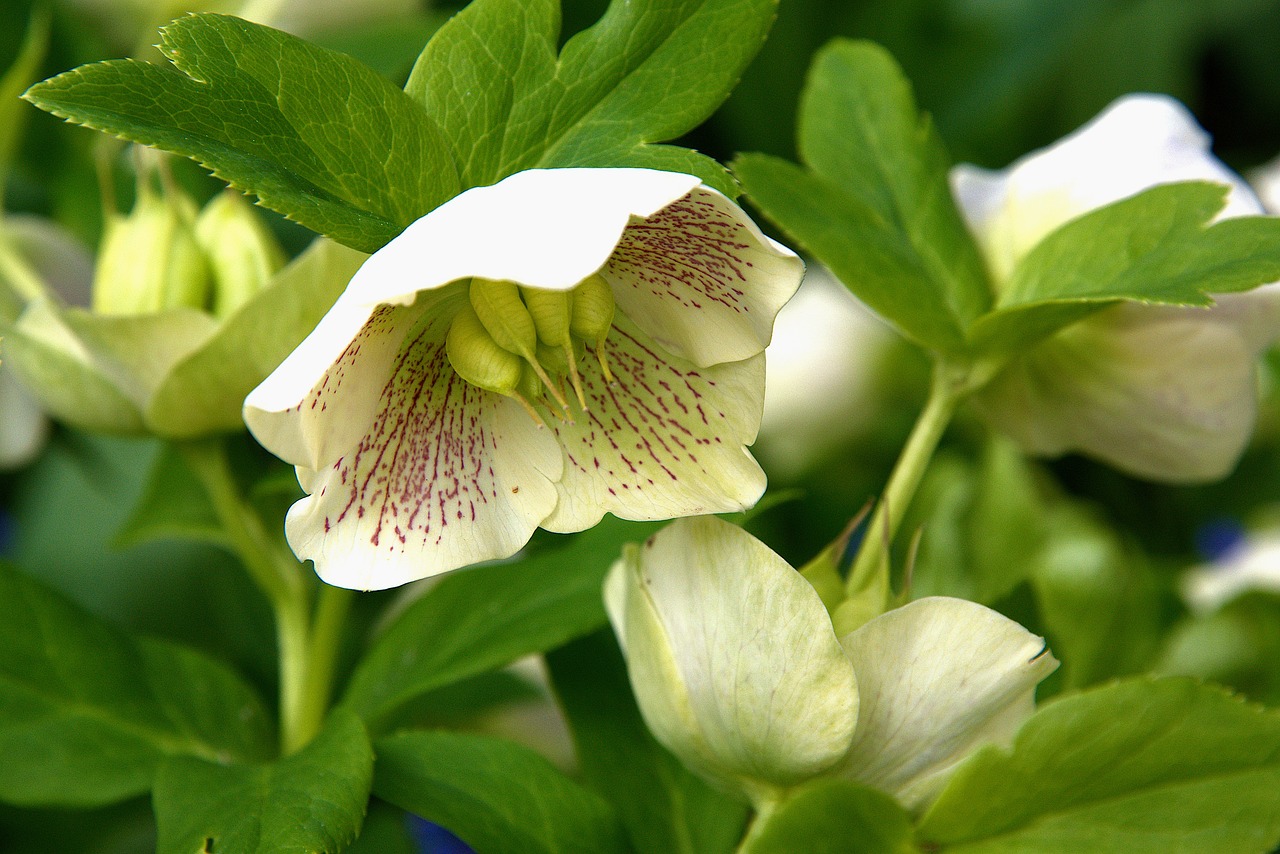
[195,190,286,318]
[92,185,210,316]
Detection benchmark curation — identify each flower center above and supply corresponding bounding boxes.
[444,274,616,425]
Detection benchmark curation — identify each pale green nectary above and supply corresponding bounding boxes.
[605,518,1058,814]
[954,94,1280,482]
[604,516,858,803]
[244,168,805,591]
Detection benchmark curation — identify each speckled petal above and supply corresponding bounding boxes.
[245,293,431,471]
[541,315,766,532]
[604,185,804,368]
[284,309,563,590]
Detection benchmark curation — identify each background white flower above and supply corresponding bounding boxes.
[954,94,1280,482]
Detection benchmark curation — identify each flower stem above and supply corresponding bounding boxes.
[843,362,971,604]
[177,437,341,754]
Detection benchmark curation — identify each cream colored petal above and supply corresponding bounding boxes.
[0,365,48,469]
[604,516,858,798]
[540,315,766,532]
[605,185,804,368]
[838,597,1057,812]
[1181,530,1280,614]
[976,302,1258,482]
[284,308,562,590]
[351,168,704,306]
[245,288,443,471]
[952,94,1263,284]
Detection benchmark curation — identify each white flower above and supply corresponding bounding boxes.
[245,168,804,590]
[1182,529,1280,614]
[757,266,892,478]
[953,94,1280,482]
[604,516,1057,812]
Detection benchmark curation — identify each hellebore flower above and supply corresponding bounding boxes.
[244,168,804,590]
[605,516,1057,813]
[953,94,1280,482]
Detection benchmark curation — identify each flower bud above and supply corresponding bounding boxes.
[92,184,210,316]
[194,190,286,319]
[605,516,859,805]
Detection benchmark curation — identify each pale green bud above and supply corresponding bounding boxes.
[569,273,614,345]
[470,279,537,359]
[194,190,286,319]
[446,302,525,396]
[520,286,572,347]
[92,185,211,316]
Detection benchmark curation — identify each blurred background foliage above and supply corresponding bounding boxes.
[3,0,1280,849]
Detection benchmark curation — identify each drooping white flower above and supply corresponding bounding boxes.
[245,168,804,590]
[604,516,1057,812]
[953,94,1280,482]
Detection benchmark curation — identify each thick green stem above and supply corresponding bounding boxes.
[844,363,968,602]
[177,438,338,754]
[293,583,354,750]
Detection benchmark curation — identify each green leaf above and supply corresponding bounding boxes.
[405,0,779,195]
[1031,507,1161,691]
[735,39,990,353]
[24,14,459,252]
[341,517,657,731]
[918,678,1280,853]
[740,779,912,854]
[114,443,224,548]
[0,563,273,807]
[374,730,627,854]
[970,182,1280,354]
[546,630,749,854]
[153,709,373,854]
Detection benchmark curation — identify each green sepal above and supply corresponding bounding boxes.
[740,779,913,854]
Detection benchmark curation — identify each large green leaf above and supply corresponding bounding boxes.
[405,0,779,195]
[153,710,373,854]
[740,779,912,854]
[546,630,749,854]
[374,730,627,854]
[341,517,658,730]
[918,678,1280,853]
[24,14,459,252]
[0,563,273,807]
[735,39,991,354]
[969,182,1280,354]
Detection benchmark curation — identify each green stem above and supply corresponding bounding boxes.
[735,793,782,854]
[844,362,968,601]
[294,583,354,750]
[177,437,335,754]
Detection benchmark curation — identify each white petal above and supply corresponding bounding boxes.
[952,94,1263,284]
[283,310,563,590]
[976,302,1259,482]
[604,185,804,367]
[540,315,766,532]
[351,168,705,305]
[1182,530,1280,613]
[4,214,94,307]
[838,597,1057,812]
[0,365,48,468]
[605,516,858,796]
